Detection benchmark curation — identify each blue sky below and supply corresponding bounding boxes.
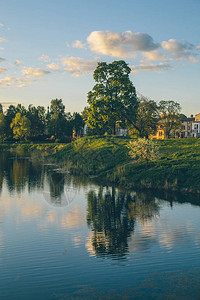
[0,0,200,115]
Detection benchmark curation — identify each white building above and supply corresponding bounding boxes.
[192,121,200,137]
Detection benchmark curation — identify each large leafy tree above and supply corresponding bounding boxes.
[48,99,69,139]
[10,113,31,141]
[26,105,46,138]
[5,105,20,139]
[129,97,159,138]
[158,100,181,138]
[86,61,138,135]
[72,112,84,137]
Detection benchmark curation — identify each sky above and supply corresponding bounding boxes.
[0,0,200,115]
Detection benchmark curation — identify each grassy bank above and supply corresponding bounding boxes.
[48,136,200,193]
[0,143,67,158]
[1,137,200,193]
[107,138,200,193]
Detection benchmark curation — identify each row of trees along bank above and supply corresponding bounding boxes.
[0,60,182,142]
[0,99,84,142]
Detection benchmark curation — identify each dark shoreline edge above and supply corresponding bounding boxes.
[1,136,200,196]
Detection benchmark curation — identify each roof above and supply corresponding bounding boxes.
[182,116,195,122]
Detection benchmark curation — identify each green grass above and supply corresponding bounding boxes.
[2,136,200,193]
[105,137,200,192]
[49,136,200,193]
[47,136,130,175]
[0,142,67,158]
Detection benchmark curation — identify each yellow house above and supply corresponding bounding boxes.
[150,124,166,139]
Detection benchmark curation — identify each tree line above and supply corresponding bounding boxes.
[0,99,84,142]
[84,60,182,138]
[0,60,182,142]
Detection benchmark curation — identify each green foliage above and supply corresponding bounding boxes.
[48,136,130,175]
[48,137,200,193]
[10,113,31,141]
[128,138,159,167]
[2,137,200,193]
[86,60,138,135]
[0,104,3,114]
[72,112,84,136]
[158,100,182,138]
[26,105,46,137]
[0,113,6,142]
[81,106,89,119]
[4,105,19,139]
[129,97,159,138]
[48,99,72,138]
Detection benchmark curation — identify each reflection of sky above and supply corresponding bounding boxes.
[0,181,200,258]
[0,173,200,299]
[0,182,87,227]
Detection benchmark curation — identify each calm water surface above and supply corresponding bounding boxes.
[0,151,200,299]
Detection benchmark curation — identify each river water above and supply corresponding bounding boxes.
[0,151,200,299]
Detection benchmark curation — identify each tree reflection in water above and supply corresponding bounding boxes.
[44,171,66,206]
[87,187,160,259]
[0,151,44,194]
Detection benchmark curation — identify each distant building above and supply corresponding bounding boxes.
[115,127,129,136]
[151,114,198,139]
[181,115,194,138]
[195,113,200,121]
[192,121,200,137]
[150,123,166,139]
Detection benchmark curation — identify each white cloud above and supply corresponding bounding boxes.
[187,57,199,63]
[14,60,22,66]
[197,45,200,51]
[47,63,60,71]
[22,67,50,77]
[18,84,27,88]
[0,24,4,28]
[131,62,172,74]
[38,54,50,62]
[141,50,168,62]
[161,39,195,60]
[0,37,7,42]
[0,67,7,73]
[0,57,5,62]
[61,57,98,77]
[87,30,159,58]
[0,70,47,89]
[0,76,17,87]
[72,40,86,49]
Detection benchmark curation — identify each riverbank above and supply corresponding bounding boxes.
[0,143,67,157]
[47,136,200,193]
[1,136,200,193]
